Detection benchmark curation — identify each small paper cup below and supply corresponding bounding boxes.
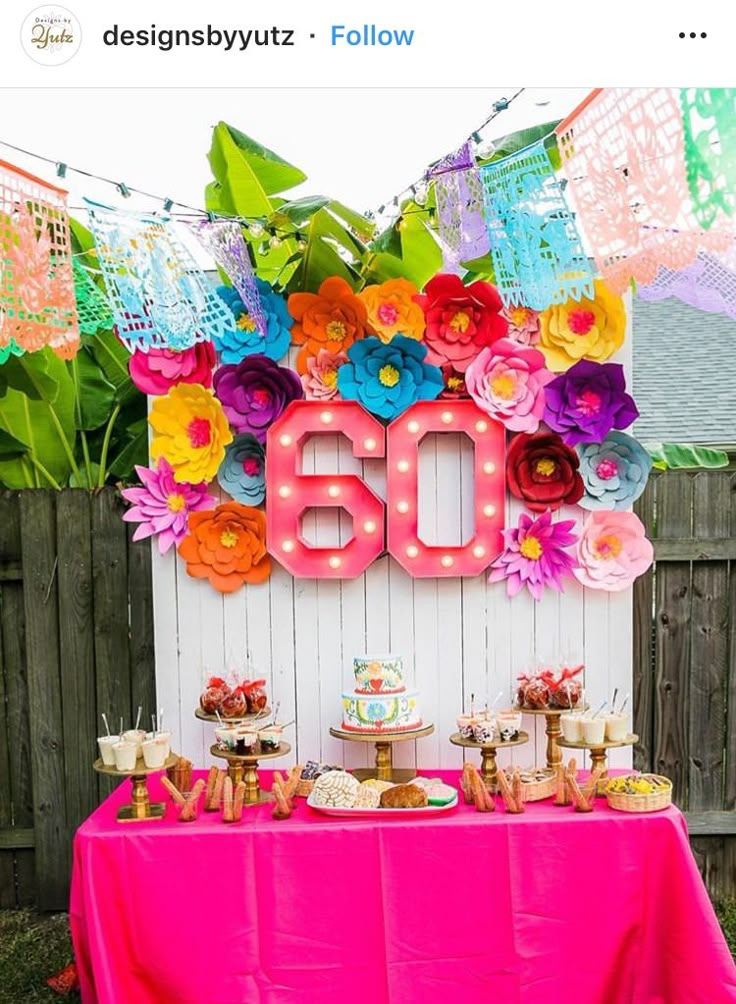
[112,741,138,772]
[97,735,119,766]
[142,738,168,769]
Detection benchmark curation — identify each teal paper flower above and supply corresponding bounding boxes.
[217,434,266,506]
[576,431,652,510]
[216,279,292,363]
[337,335,443,420]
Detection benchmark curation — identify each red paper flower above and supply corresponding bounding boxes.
[414,273,508,372]
[506,431,584,512]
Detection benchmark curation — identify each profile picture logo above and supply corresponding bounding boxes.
[21,5,81,65]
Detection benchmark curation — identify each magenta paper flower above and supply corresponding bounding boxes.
[574,510,653,592]
[213,353,304,443]
[489,509,578,601]
[121,458,216,554]
[301,349,349,401]
[465,338,554,432]
[128,342,216,396]
[502,305,541,346]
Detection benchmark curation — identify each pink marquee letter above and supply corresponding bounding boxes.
[386,401,505,577]
[266,401,386,578]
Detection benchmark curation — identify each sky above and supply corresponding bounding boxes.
[1,87,588,220]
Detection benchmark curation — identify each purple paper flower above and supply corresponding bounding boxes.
[488,509,578,601]
[121,458,216,554]
[213,353,303,443]
[543,360,639,446]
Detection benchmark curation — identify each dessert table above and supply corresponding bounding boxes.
[70,770,736,1004]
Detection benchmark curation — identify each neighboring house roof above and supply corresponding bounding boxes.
[633,297,736,447]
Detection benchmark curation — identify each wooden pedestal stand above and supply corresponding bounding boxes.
[210,742,291,805]
[93,753,178,822]
[556,734,638,794]
[329,724,435,783]
[449,731,530,791]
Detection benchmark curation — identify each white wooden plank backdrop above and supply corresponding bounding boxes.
[153,299,635,773]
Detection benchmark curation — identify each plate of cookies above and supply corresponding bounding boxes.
[306,771,458,817]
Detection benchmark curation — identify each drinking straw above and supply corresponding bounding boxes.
[491,691,503,708]
[151,714,156,735]
[134,706,142,731]
[470,693,475,718]
[618,693,630,714]
[591,701,607,719]
[101,713,111,737]
[119,716,123,737]
[215,709,224,726]
[611,687,619,713]
[159,708,164,732]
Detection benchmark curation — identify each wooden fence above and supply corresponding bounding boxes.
[1,476,735,909]
[0,489,154,911]
[634,469,736,900]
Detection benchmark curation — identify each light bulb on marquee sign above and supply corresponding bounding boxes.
[266,400,506,579]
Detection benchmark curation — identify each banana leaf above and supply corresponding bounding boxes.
[646,442,730,470]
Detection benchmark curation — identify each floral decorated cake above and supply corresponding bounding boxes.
[341,656,422,733]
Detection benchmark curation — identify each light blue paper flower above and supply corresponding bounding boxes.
[337,335,443,421]
[216,279,292,363]
[576,431,652,510]
[217,434,266,506]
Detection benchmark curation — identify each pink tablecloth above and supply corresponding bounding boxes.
[70,770,736,1004]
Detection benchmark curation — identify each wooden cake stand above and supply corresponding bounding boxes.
[329,724,434,783]
[93,753,178,822]
[517,706,587,769]
[195,707,271,724]
[449,731,529,791]
[210,742,291,805]
[556,734,639,794]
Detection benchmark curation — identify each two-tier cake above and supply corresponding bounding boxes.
[341,655,422,733]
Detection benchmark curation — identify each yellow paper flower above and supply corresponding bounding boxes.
[538,280,626,372]
[149,383,233,484]
[358,278,425,343]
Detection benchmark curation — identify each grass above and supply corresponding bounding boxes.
[0,901,735,1002]
[0,910,79,1004]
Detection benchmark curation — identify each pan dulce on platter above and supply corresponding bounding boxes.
[309,771,456,809]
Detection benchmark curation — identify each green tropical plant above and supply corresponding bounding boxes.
[645,442,730,470]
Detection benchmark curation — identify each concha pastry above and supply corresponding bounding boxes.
[354,783,382,808]
[361,778,395,793]
[311,770,360,808]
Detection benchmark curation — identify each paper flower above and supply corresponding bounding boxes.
[217,434,266,506]
[337,335,443,420]
[506,431,584,512]
[502,305,541,346]
[301,349,349,401]
[128,342,216,396]
[288,276,367,374]
[539,280,626,372]
[358,278,425,343]
[213,354,303,443]
[574,511,653,591]
[215,279,292,363]
[465,338,554,432]
[121,458,216,554]
[149,383,233,484]
[178,502,271,593]
[543,360,639,446]
[489,510,578,601]
[439,364,468,400]
[414,273,508,372]
[576,432,652,510]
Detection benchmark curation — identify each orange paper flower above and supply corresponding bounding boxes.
[358,278,425,343]
[539,280,626,372]
[178,502,271,593]
[149,383,233,484]
[288,276,367,374]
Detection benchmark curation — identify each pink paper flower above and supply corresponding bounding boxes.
[465,338,554,432]
[301,349,349,401]
[122,458,216,554]
[489,509,578,601]
[574,511,653,591]
[128,342,216,396]
[502,305,541,346]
